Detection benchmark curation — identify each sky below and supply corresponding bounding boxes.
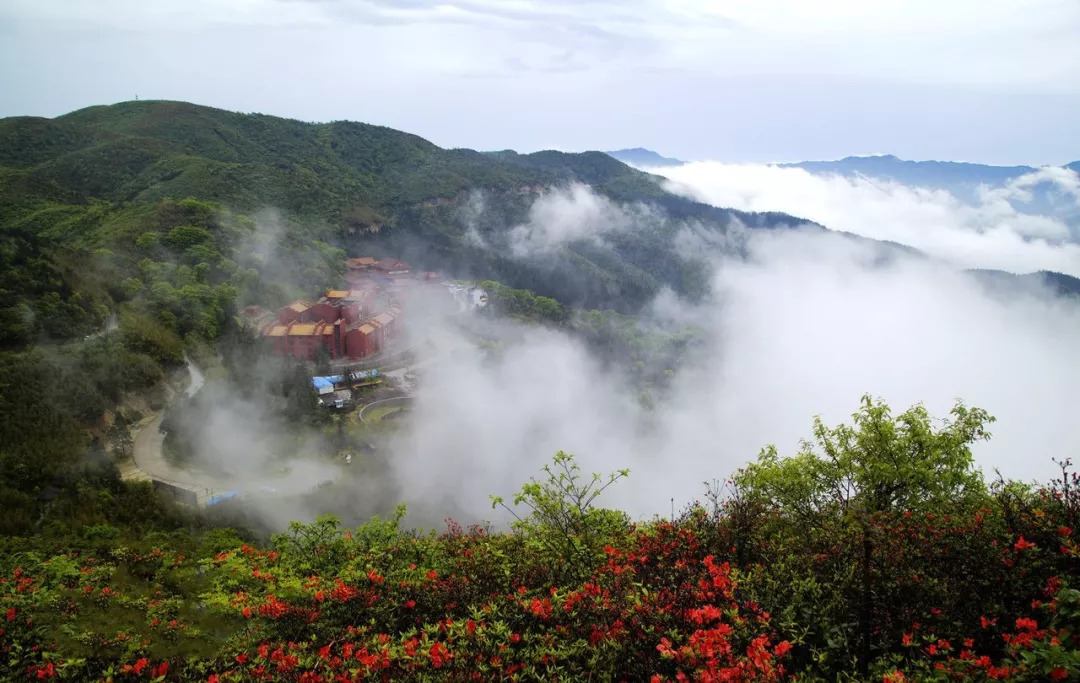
[1,0,1078,165]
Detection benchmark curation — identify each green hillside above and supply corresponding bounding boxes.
[0,100,708,221]
[0,100,811,313]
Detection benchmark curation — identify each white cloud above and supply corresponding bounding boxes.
[658,161,1080,276]
[382,199,1080,526]
[508,183,649,256]
[3,0,1078,164]
[4,0,1077,88]
[989,166,1080,208]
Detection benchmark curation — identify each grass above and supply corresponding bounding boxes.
[361,404,407,423]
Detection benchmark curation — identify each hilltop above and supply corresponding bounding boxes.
[0,100,808,312]
[605,147,686,168]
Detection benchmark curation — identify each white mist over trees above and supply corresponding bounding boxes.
[381,183,1080,525]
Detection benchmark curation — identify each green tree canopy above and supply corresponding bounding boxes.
[736,394,995,520]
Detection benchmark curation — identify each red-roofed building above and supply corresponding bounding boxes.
[371,259,411,278]
[263,319,346,360]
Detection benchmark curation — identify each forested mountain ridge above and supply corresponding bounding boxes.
[0,100,794,226]
[0,100,812,314]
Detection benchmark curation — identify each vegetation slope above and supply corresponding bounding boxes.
[1,101,1079,681]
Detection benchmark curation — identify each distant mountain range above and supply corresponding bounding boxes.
[783,155,1080,232]
[607,148,1080,188]
[608,149,1080,232]
[779,154,1038,187]
[605,148,686,168]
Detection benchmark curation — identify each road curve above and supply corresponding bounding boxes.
[128,355,218,495]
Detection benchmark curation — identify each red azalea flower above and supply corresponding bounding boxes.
[1014,536,1037,550]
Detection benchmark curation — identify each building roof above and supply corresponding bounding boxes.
[287,301,312,313]
[265,325,289,337]
[373,259,410,272]
[356,323,375,334]
[347,257,377,268]
[312,375,345,394]
[326,289,350,299]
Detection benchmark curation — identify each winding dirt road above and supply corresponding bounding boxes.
[124,355,218,498]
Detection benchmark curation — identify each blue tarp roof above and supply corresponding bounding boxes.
[206,490,242,506]
[311,375,343,392]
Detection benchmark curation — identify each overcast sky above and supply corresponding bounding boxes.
[1,0,1078,165]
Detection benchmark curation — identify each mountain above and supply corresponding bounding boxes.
[0,100,811,318]
[2,102,1072,334]
[966,269,1080,299]
[782,154,1080,230]
[605,148,685,168]
[779,154,1036,189]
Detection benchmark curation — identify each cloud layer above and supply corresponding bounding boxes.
[658,161,1080,277]
[508,183,651,255]
[379,186,1080,527]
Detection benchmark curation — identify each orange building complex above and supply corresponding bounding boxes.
[259,257,412,361]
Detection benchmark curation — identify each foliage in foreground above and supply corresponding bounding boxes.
[1,396,1079,681]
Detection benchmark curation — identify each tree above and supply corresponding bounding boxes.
[735,394,994,673]
[281,361,325,426]
[492,451,630,583]
[108,414,133,460]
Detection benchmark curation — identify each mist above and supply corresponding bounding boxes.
[657,161,1080,277]
[168,179,1080,531]
[379,184,1080,525]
